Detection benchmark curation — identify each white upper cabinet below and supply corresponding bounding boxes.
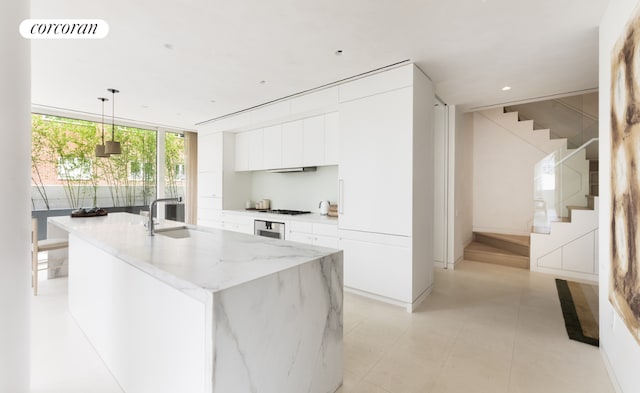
[197,133,221,172]
[247,129,264,170]
[234,113,339,171]
[324,112,339,165]
[197,132,223,199]
[281,120,304,168]
[302,115,325,166]
[234,132,250,171]
[262,125,282,169]
[197,132,225,228]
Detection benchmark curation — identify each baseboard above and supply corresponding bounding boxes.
[452,255,464,268]
[600,346,624,393]
[409,285,433,312]
[531,265,598,283]
[344,284,433,313]
[438,255,465,270]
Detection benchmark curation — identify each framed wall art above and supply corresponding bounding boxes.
[610,5,640,345]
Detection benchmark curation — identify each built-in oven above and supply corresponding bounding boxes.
[254,219,285,240]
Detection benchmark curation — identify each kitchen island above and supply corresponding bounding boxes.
[49,213,343,393]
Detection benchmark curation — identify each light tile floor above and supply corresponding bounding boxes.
[32,260,614,393]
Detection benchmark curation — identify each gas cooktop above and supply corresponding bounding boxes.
[257,209,311,215]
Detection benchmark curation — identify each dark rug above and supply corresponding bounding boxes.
[555,278,599,347]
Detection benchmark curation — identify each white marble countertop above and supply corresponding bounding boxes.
[223,209,339,225]
[49,213,341,301]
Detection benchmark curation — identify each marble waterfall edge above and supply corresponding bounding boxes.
[212,253,343,393]
[50,214,344,393]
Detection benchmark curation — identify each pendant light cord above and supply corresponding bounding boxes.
[107,88,119,140]
[100,97,106,144]
[111,90,115,139]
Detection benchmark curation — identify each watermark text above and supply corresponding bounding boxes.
[20,19,108,39]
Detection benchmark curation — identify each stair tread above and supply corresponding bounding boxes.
[566,205,593,210]
[465,242,528,258]
[475,232,530,247]
[464,242,530,269]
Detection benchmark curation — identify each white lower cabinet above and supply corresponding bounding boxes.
[287,231,315,244]
[198,206,223,229]
[339,230,411,303]
[314,235,339,249]
[220,212,254,235]
[287,221,338,248]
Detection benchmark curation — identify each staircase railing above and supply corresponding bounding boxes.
[532,138,599,234]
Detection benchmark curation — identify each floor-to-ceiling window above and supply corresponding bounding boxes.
[163,131,186,221]
[31,113,157,211]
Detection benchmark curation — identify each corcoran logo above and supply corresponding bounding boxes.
[19,19,108,39]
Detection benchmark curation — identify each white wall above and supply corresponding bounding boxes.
[432,102,446,267]
[472,111,548,235]
[0,1,31,392]
[249,166,338,212]
[599,1,640,392]
[411,66,435,301]
[453,108,474,265]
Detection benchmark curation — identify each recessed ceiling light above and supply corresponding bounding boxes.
[335,50,343,56]
[259,80,267,85]
[501,86,512,91]
[163,43,173,50]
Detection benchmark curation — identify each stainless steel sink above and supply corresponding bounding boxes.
[154,226,194,239]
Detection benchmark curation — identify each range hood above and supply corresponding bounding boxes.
[267,166,317,173]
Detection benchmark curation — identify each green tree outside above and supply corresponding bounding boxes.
[31,114,182,210]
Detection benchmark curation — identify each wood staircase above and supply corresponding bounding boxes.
[464,232,530,269]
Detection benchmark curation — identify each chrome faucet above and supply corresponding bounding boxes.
[148,196,183,235]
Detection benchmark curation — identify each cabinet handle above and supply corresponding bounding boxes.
[338,179,344,214]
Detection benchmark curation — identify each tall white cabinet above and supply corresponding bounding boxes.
[338,65,434,311]
[197,132,249,228]
[338,87,413,236]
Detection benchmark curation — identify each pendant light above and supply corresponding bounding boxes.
[95,97,110,157]
[104,88,122,155]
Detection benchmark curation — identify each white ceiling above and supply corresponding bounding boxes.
[30,0,608,130]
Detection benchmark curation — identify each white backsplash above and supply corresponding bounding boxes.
[249,165,338,212]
